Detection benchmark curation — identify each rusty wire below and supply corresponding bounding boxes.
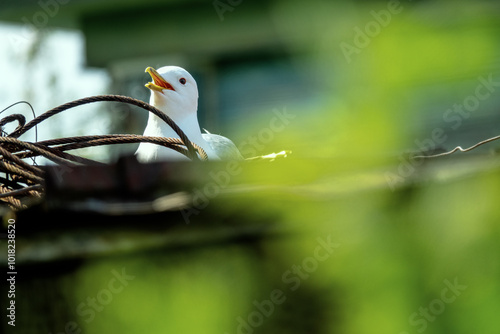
[0,95,208,210]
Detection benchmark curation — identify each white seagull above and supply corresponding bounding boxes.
[136,66,243,162]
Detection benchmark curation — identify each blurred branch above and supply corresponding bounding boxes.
[414,134,500,159]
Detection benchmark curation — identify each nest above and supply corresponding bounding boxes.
[0,95,208,210]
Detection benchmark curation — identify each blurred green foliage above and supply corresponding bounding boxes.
[26,1,500,334]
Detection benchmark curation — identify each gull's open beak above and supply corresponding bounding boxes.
[145,67,175,93]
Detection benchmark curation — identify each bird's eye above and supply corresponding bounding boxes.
[179,78,186,85]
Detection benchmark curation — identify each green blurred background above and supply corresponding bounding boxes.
[1,0,500,333]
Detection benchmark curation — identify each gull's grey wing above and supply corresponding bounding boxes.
[202,133,244,160]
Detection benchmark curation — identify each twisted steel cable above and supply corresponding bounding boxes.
[9,95,202,160]
[0,95,209,210]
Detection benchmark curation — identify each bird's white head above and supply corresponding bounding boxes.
[145,66,198,119]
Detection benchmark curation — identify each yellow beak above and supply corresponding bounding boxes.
[145,67,175,93]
